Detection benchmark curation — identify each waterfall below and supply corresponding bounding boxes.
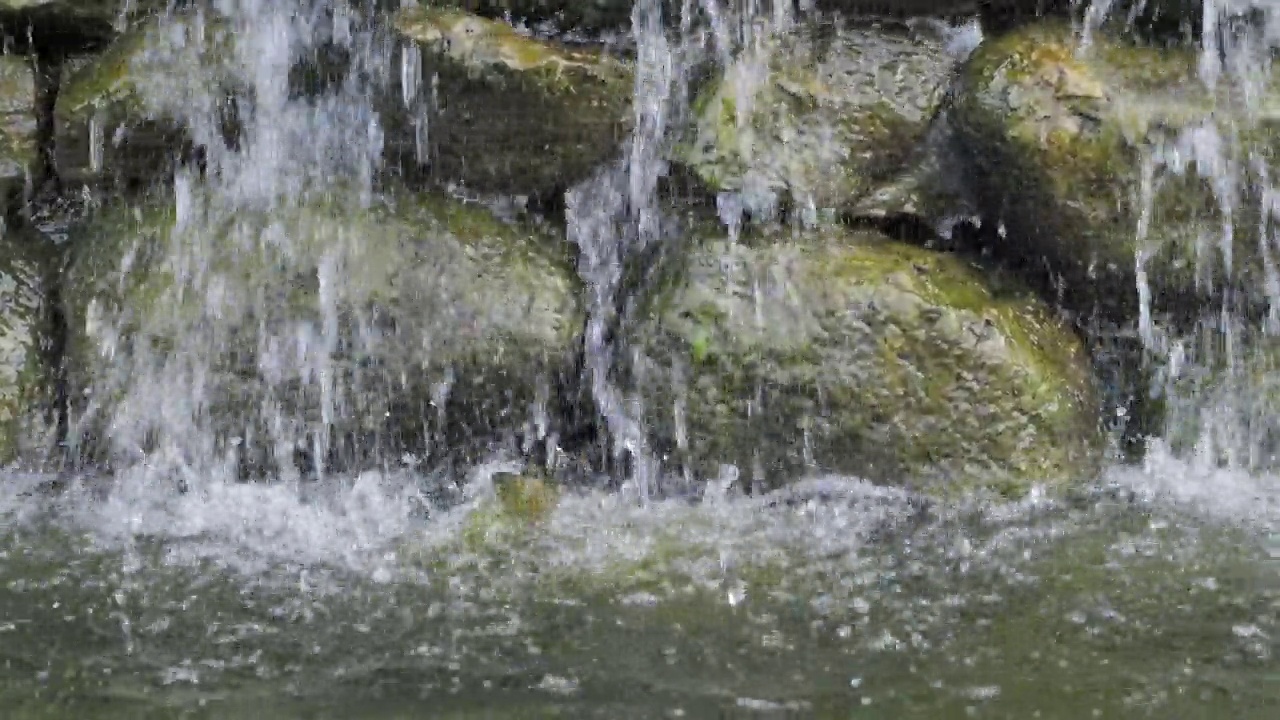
[77,0,389,488]
[1092,0,1280,471]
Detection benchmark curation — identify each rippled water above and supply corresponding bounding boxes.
[3,456,1280,718]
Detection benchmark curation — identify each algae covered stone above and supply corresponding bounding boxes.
[622,223,1102,496]
[448,0,641,30]
[63,185,583,475]
[678,19,954,221]
[387,6,632,198]
[952,20,1278,324]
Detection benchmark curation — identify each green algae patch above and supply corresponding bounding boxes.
[622,223,1103,497]
[677,19,954,219]
[63,186,583,472]
[388,6,632,197]
[953,20,1280,324]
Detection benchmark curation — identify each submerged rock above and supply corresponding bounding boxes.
[63,185,583,476]
[952,20,1278,325]
[461,471,562,549]
[621,223,1102,497]
[677,19,955,222]
[387,6,632,199]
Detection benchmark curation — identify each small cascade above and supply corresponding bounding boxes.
[1095,0,1280,471]
[77,0,390,488]
[566,0,810,500]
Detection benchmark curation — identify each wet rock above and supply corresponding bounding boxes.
[952,20,1278,325]
[0,54,37,205]
[0,0,168,55]
[62,186,583,477]
[386,6,633,199]
[54,9,231,192]
[621,222,1102,497]
[0,229,59,465]
[676,19,955,223]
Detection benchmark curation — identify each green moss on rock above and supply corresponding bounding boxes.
[622,223,1103,497]
[63,186,583,473]
[677,19,954,220]
[387,6,633,197]
[952,20,1278,324]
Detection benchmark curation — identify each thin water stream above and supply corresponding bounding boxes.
[3,0,1280,717]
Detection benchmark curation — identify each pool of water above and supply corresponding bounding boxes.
[3,455,1280,719]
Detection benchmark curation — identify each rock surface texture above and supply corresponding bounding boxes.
[7,0,1251,495]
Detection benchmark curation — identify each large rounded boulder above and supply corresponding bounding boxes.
[952,20,1277,325]
[620,222,1103,497]
[63,184,583,476]
[676,18,956,222]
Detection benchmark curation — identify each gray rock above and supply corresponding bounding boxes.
[621,222,1103,497]
[63,186,584,476]
[676,18,956,222]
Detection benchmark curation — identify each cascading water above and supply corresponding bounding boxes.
[76,0,391,490]
[3,2,1280,717]
[1109,0,1280,478]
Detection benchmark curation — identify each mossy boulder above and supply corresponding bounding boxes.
[63,186,583,475]
[677,19,954,222]
[621,223,1103,497]
[0,230,58,465]
[386,6,633,198]
[952,20,1279,325]
[54,9,232,192]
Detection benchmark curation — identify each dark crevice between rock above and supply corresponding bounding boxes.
[32,52,62,201]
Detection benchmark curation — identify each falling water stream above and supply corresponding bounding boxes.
[4,1,1280,717]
